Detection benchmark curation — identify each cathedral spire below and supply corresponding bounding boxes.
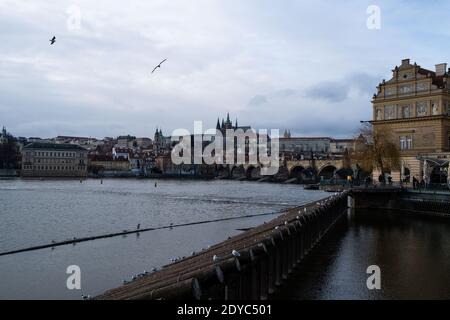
[216,118,220,130]
[235,117,238,129]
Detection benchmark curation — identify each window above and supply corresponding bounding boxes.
[400,135,413,150]
[384,105,396,120]
[401,105,411,118]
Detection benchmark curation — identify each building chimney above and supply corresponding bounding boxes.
[401,58,410,66]
[435,63,447,76]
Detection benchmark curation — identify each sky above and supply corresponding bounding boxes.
[1,0,450,139]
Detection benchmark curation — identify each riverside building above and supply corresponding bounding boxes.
[372,58,450,184]
[21,142,88,177]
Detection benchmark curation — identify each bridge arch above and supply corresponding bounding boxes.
[231,166,245,179]
[289,165,305,181]
[215,165,229,178]
[318,165,337,180]
[244,166,259,180]
[302,167,317,182]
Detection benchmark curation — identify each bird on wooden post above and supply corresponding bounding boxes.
[231,250,240,257]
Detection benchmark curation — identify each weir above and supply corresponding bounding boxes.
[96,192,349,300]
[96,187,450,300]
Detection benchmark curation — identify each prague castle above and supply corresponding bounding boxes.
[372,58,450,183]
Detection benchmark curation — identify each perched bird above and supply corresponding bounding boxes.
[231,250,240,257]
[151,59,167,74]
[49,36,56,45]
[136,223,140,230]
[213,255,219,262]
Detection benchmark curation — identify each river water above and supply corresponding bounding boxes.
[1,179,450,300]
[0,179,327,299]
[273,208,450,300]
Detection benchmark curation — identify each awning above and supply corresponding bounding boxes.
[416,156,449,167]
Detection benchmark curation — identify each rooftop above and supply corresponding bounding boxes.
[23,142,87,151]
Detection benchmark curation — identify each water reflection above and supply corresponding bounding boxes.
[274,208,450,299]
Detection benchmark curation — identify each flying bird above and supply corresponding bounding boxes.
[49,36,56,45]
[151,59,167,74]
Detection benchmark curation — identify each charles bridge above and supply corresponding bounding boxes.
[215,159,346,182]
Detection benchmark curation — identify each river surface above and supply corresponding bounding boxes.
[0,179,327,299]
[273,208,450,300]
[1,179,450,300]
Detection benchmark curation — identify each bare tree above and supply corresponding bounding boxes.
[351,123,400,175]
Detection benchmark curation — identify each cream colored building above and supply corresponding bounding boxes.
[22,142,88,177]
[372,58,450,184]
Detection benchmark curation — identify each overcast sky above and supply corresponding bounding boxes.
[1,0,450,139]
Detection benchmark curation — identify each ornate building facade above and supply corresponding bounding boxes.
[372,58,450,184]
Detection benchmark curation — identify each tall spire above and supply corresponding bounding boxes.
[226,112,230,123]
[216,118,220,130]
[235,117,238,129]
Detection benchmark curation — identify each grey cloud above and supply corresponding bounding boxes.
[305,81,350,102]
[1,1,449,139]
[304,73,380,103]
[248,95,268,106]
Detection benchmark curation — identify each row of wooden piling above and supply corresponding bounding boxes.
[196,194,348,300]
[96,192,349,300]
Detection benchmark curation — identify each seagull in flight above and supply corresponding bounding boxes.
[49,36,56,45]
[151,59,167,74]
